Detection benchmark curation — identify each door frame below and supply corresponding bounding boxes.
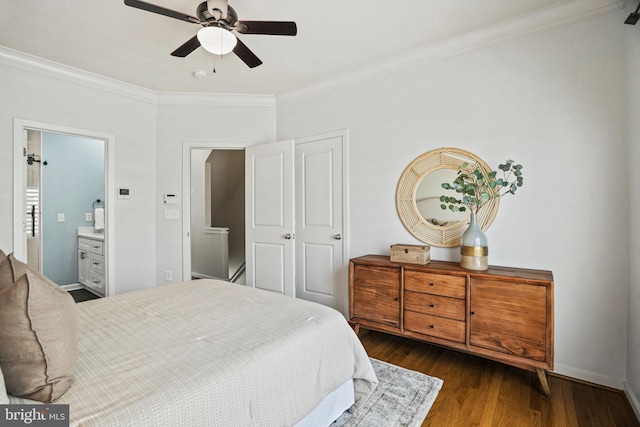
[181,140,252,282]
[12,118,116,295]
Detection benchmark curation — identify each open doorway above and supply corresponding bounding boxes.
[185,146,246,285]
[25,131,105,287]
[13,118,115,296]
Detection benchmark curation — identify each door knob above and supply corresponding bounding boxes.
[284,233,294,240]
[334,233,342,240]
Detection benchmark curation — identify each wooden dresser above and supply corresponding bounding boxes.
[349,255,554,396]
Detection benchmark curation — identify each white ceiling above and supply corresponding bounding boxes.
[0,0,607,96]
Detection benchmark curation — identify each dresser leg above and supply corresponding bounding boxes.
[348,321,360,335]
[536,368,551,397]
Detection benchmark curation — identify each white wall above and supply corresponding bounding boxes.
[155,98,276,283]
[625,0,640,416]
[277,11,630,390]
[0,57,158,294]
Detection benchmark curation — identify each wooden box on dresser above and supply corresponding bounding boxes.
[349,254,554,396]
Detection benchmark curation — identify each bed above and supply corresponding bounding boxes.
[5,278,378,426]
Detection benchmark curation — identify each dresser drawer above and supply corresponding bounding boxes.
[404,291,466,321]
[404,270,466,299]
[404,311,466,343]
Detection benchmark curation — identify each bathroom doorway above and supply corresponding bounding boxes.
[24,131,105,285]
[13,119,115,295]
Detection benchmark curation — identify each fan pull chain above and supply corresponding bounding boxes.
[212,28,224,73]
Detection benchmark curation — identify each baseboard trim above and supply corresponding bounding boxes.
[554,363,624,390]
[191,272,226,280]
[624,382,640,422]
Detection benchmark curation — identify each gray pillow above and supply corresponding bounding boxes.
[0,255,78,403]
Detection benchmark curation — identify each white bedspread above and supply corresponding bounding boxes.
[10,280,377,426]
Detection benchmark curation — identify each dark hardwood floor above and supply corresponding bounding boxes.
[358,329,639,427]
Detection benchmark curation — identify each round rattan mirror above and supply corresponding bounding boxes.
[396,147,499,247]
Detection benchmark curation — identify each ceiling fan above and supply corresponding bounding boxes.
[124,0,297,68]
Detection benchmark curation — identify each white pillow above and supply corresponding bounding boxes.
[0,365,9,404]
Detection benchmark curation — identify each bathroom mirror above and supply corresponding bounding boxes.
[396,147,499,247]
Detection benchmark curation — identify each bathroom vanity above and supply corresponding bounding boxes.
[78,228,105,297]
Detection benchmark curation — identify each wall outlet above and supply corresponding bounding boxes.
[164,270,172,281]
[85,212,93,221]
[57,213,65,223]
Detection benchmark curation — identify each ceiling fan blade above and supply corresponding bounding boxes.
[124,0,200,24]
[235,21,297,36]
[171,35,201,57]
[233,38,263,68]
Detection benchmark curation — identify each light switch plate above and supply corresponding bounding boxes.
[85,213,92,221]
[164,209,179,220]
[57,213,65,223]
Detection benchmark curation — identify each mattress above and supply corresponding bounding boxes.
[9,279,377,426]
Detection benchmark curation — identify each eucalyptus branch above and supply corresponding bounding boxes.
[440,159,523,215]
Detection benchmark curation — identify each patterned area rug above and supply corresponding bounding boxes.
[335,358,443,427]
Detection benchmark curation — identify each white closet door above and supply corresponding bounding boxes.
[245,140,295,296]
[295,132,347,315]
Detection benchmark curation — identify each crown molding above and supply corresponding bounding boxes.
[0,45,275,108]
[276,0,625,104]
[156,92,275,108]
[0,46,158,104]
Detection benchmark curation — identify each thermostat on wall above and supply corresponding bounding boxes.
[118,188,130,199]
[164,194,178,205]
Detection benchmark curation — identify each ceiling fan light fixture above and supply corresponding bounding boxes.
[197,26,237,55]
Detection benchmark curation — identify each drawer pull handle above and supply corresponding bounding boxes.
[429,283,434,286]
[430,325,434,328]
[430,304,434,307]
[394,297,399,301]
[470,311,475,315]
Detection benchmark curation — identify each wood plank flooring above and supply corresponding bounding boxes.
[358,329,640,427]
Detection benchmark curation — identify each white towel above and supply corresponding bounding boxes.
[94,207,104,232]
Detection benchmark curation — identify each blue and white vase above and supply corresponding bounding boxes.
[460,213,489,270]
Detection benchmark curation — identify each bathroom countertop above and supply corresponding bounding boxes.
[77,228,105,241]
